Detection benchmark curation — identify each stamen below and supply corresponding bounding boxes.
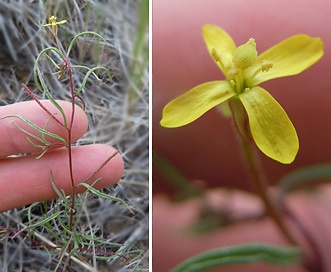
[261,60,273,72]
[211,48,227,72]
[228,68,238,78]
[210,48,233,80]
[250,59,274,80]
[211,48,221,62]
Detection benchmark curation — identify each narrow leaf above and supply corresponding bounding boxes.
[66,31,107,58]
[75,66,112,95]
[1,115,67,145]
[279,163,331,193]
[22,211,64,234]
[77,182,133,214]
[50,171,68,203]
[34,47,67,126]
[172,243,301,272]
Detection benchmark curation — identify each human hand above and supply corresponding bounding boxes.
[153,188,331,272]
[0,100,124,212]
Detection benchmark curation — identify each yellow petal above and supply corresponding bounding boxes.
[249,35,323,85]
[203,25,236,76]
[43,19,66,27]
[56,20,67,25]
[161,81,235,128]
[239,87,299,164]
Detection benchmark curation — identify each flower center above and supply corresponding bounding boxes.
[211,38,273,95]
[233,38,257,69]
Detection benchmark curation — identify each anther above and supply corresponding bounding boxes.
[211,48,222,64]
[228,68,238,78]
[261,60,273,72]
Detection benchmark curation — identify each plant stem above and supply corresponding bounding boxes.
[239,136,320,270]
[239,135,297,245]
[64,57,77,249]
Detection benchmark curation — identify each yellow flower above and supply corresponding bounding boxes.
[43,15,67,34]
[160,24,323,164]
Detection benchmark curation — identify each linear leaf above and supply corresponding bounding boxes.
[66,31,107,58]
[77,182,133,213]
[50,171,68,204]
[34,47,67,126]
[23,211,64,234]
[75,66,111,95]
[279,163,331,193]
[1,115,67,145]
[171,243,301,272]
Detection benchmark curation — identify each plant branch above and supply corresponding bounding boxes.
[21,83,64,128]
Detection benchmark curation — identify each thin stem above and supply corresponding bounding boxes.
[82,151,119,184]
[64,58,76,188]
[64,57,76,245]
[239,135,297,245]
[229,100,296,244]
[239,134,322,270]
[284,205,322,272]
[21,83,64,128]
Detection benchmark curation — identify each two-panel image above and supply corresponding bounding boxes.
[0,0,330,271]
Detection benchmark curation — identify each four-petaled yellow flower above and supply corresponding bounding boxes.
[43,15,67,34]
[160,24,324,164]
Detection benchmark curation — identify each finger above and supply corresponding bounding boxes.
[0,100,88,157]
[153,191,331,272]
[0,144,123,212]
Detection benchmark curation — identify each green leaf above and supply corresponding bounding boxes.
[1,115,67,145]
[23,211,64,234]
[50,171,69,204]
[77,182,133,214]
[279,163,331,193]
[34,47,67,126]
[171,243,301,272]
[75,66,112,95]
[153,151,202,200]
[66,31,107,58]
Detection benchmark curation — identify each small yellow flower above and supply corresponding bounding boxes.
[160,24,324,164]
[43,15,67,34]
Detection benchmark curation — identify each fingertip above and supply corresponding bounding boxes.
[87,144,124,189]
[0,100,88,157]
[0,144,124,212]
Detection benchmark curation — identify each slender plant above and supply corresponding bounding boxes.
[161,24,324,271]
[1,15,131,270]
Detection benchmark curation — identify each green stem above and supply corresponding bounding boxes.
[229,98,296,245]
[239,134,297,245]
